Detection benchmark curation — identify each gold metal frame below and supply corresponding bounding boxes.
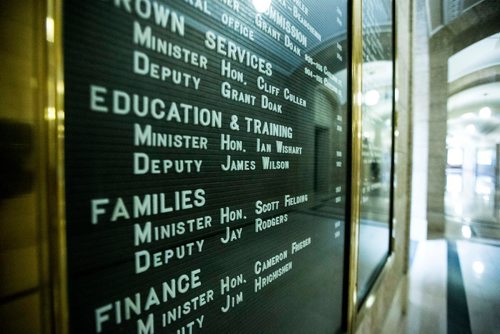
[347,0,400,331]
[347,0,363,331]
[45,0,68,333]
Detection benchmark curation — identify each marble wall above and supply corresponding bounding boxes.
[0,1,49,333]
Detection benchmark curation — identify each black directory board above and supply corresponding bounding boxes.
[64,1,349,333]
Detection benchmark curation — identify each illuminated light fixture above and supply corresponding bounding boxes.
[46,17,55,43]
[364,89,380,106]
[479,106,492,118]
[472,261,484,275]
[466,124,476,134]
[461,225,472,239]
[462,112,474,119]
[252,0,272,13]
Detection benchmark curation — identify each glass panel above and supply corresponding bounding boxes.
[63,1,350,333]
[357,0,394,302]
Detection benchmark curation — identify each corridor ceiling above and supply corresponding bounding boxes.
[447,32,500,145]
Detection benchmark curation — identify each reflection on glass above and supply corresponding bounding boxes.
[477,149,493,165]
[446,173,463,193]
[445,169,498,231]
[357,0,393,302]
[475,176,494,195]
[472,261,485,275]
[252,0,272,13]
[461,225,472,239]
[447,148,464,166]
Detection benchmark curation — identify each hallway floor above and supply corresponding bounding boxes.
[386,238,500,334]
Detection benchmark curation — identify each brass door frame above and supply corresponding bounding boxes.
[45,0,68,333]
[347,0,399,331]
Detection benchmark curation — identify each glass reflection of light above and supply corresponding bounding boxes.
[366,295,376,308]
[46,107,56,121]
[479,106,492,118]
[461,225,472,239]
[46,17,55,43]
[446,136,462,147]
[462,112,474,119]
[447,148,463,166]
[473,261,484,275]
[252,0,272,13]
[363,130,375,141]
[475,176,493,195]
[356,91,363,107]
[466,124,476,134]
[364,89,380,106]
[57,80,65,94]
[477,150,493,165]
[446,174,463,193]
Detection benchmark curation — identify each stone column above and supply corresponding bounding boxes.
[411,0,450,238]
[426,32,450,236]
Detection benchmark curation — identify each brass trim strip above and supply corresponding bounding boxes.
[347,0,363,332]
[46,0,68,333]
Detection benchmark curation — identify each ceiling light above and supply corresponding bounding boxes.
[479,106,492,118]
[252,0,272,13]
[466,124,476,134]
[462,112,474,119]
